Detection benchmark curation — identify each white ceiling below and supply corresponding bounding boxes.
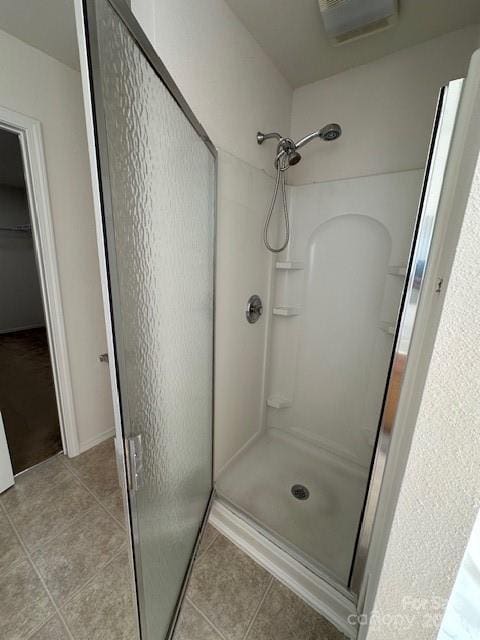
[224,0,480,87]
[0,129,25,188]
[0,0,79,70]
[0,1,479,86]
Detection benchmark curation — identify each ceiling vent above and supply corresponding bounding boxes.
[318,0,398,46]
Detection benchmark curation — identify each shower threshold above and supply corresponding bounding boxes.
[214,493,353,601]
[215,428,368,590]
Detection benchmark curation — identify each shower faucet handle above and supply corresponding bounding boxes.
[246,294,263,324]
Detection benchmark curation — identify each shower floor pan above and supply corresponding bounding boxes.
[216,428,368,587]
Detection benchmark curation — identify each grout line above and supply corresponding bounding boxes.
[242,576,274,640]
[3,464,124,556]
[28,501,128,607]
[58,456,128,531]
[24,613,59,640]
[197,527,220,560]
[2,456,71,512]
[0,502,28,574]
[1,502,76,640]
[22,497,101,555]
[60,543,129,607]
[13,451,65,479]
[1,456,79,549]
[0,552,29,574]
[185,596,228,640]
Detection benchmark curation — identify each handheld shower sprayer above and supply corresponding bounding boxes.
[257,124,342,252]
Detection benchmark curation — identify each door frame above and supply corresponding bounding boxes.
[0,106,80,457]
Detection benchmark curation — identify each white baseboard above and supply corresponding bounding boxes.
[210,499,358,639]
[77,427,115,455]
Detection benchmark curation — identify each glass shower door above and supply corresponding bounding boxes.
[83,1,216,638]
[350,78,464,593]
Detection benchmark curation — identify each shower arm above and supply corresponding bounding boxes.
[257,131,282,145]
[258,130,317,150]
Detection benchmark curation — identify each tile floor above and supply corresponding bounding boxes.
[0,439,137,640]
[0,438,346,640]
[175,523,347,640]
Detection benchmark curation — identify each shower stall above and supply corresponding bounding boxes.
[216,81,463,597]
[81,0,468,637]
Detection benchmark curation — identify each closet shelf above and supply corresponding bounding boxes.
[275,261,305,270]
[266,396,292,409]
[379,321,396,336]
[388,265,407,277]
[272,307,300,317]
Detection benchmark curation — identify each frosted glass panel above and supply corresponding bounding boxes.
[91,1,215,638]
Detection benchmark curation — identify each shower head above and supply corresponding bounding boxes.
[286,149,302,166]
[257,123,341,170]
[319,123,342,141]
[273,137,302,168]
[294,123,342,151]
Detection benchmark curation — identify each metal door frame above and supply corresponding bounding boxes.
[81,0,217,637]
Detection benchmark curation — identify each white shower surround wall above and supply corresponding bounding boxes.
[266,170,423,470]
[215,150,278,471]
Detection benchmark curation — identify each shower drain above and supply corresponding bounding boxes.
[291,484,310,500]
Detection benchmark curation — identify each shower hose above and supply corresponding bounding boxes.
[264,152,290,253]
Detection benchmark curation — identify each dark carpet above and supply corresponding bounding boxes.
[0,327,62,473]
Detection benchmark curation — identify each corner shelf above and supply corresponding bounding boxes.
[388,265,407,277]
[272,307,300,317]
[379,321,396,336]
[275,261,305,271]
[267,396,292,409]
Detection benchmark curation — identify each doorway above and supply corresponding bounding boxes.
[0,128,61,473]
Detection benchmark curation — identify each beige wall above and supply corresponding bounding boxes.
[130,0,293,471]
[289,25,479,185]
[0,29,114,452]
[147,0,292,174]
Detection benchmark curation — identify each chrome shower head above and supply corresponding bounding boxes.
[286,149,302,166]
[293,123,342,151]
[319,123,342,141]
[258,123,341,172]
[273,137,301,168]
